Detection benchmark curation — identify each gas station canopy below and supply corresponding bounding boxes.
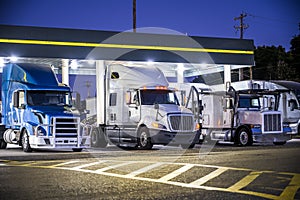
[0,24,254,65]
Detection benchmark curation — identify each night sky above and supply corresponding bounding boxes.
[0,0,299,50]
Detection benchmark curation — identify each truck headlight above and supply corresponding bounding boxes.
[34,126,46,136]
[152,122,167,130]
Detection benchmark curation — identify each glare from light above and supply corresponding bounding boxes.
[177,63,187,71]
[0,57,5,67]
[10,56,19,62]
[87,59,95,65]
[70,60,78,69]
[147,59,154,66]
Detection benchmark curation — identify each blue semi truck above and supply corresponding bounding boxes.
[0,63,90,152]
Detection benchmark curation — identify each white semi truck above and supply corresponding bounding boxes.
[82,63,200,149]
[226,80,300,135]
[185,84,292,146]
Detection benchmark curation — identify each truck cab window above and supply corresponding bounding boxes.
[109,93,117,106]
[27,91,71,106]
[140,90,179,105]
[238,96,260,109]
[13,91,25,108]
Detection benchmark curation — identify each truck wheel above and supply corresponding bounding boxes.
[137,127,153,150]
[91,127,108,148]
[0,139,7,149]
[235,127,253,146]
[21,129,32,152]
[91,128,99,147]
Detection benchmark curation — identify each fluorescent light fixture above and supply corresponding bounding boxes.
[0,57,5,67]
[10,56,19,62]
[70,60,78,69]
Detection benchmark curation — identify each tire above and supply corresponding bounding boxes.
[72,148,83,152]
[234,127,253,146]
[181,143,195,149]
[91,127,108,148]
[91,128,99,147]
[137,127,153,150]
[0,139,7,149]
[21,129,32,152]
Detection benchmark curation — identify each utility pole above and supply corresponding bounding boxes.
[234,13,248,39]
[133,0,136,32]
[234,12,249,80]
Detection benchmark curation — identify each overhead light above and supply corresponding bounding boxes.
[87,59,95,65]
[147,59,154,66]
[0,57,5,67]
[70,60,78,69]
[177,63,187,71]
[9,56,19,62]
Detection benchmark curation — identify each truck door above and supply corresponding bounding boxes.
[127,90,141,123]
[11,90,25,126]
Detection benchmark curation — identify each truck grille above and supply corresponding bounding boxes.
[263,113,281,132]
[52,117,80,138]
[168,115,194,132]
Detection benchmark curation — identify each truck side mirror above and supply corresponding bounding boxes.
[125,91,131,105]
[154,103,159,110]
[289,99,298,111]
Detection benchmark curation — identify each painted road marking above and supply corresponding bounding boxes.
[277,174,300,200]
[125,162,164,178]
[94,161,134,173]
[228,171,262,191]
[3,159,300,200]
[190,167,228,186]
[72,161,107,170]
[50,160,80,167]
[158,164,194,181]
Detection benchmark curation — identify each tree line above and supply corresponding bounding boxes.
[253,34,300,82]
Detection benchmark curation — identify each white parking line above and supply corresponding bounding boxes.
[158,164,194,181]
[95,161,134,173]
[190,168,228,186]
[72,161,107,170]
[125,162,164,178]
[50,160,79,167]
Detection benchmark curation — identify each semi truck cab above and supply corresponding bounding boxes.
[0,63,90,152]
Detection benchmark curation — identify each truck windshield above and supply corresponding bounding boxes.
[140,90,179,105]
[238,96,260,109]
[27,91,71,106]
